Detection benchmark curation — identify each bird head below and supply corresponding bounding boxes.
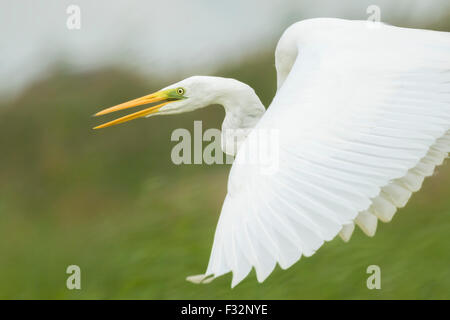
[93,76,213,129]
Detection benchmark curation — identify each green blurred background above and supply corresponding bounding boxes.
[0,1,449,299]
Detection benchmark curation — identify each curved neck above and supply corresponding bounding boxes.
[209,78,266,156]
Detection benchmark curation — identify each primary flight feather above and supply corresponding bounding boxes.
[94,18,450,287]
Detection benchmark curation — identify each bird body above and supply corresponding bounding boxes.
[94,18,450,288]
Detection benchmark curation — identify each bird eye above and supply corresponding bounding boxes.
[177,87,185,95]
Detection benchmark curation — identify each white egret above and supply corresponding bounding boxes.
[94,18,450,287]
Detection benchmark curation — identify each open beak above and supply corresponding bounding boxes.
[93,90,171,129]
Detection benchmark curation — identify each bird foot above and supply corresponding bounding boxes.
[186,274,215,284]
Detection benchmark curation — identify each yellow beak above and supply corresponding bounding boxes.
[93,91,171,129]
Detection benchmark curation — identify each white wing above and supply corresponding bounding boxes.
[190,19,450,287]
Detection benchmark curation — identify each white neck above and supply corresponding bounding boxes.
[210,78,266,156]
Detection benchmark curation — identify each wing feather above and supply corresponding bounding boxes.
[191,19,450,287]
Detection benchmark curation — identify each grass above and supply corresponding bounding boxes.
[0,165,449,299]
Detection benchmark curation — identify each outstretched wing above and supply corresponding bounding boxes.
[192,20,450,287]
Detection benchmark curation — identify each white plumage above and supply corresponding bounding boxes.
[188,18,450,287]
[94,18,450,288]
